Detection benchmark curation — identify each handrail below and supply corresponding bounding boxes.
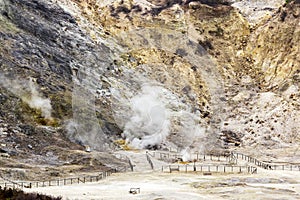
[146,152,154,170]
[149,150,300,172]
[0,174,27,188]
[114,153,134,172]
[1,150,298,189]
[128,159,134,172]
[148,151,231,163]
[231,152,300,171]
[162,164,257,174]
[0,168,118,189]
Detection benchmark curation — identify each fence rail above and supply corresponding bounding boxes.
[147,151,182,162]
[232,152,300,171]
[148,151,232,163]
[150,150,300,172]
[114,153,134,172]
[1,150,299,190]
[162,164,257,174]
[0,154,132,190]
[146,152,154,170]
[190,153,232,163]
[0,169,117,189]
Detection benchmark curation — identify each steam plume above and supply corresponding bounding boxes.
[111,76,207,152]
[0,75,52,119]
[122,83,170,149]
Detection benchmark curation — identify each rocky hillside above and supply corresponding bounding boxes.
[0,0,299,178]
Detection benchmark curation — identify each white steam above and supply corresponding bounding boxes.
[27,80,52,118]
[111,79,207,152]
[181,147,192,162]
[122,84,170,149]
[0,75,52,119]
[67,70,108,151]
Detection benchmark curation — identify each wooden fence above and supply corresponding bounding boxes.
[190,152,233,163]
[0,155,133,190]
[162,164,257,174]
[114,154,134,172]
[0,169,118,189]
[149,150,300,172]
[147,151,232,164]
[1,151,299,189]
[232,152,300,171]
[146,152,154,170]
[147,151,184,162]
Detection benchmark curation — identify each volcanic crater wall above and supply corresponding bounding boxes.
[0,0,299,155]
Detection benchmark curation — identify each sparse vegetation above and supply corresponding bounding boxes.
[0,187,62,200]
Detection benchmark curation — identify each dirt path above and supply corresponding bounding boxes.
[114,150,168,172]
[24,169,300,200]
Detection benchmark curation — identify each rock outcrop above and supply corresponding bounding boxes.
[0,0,299,177]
